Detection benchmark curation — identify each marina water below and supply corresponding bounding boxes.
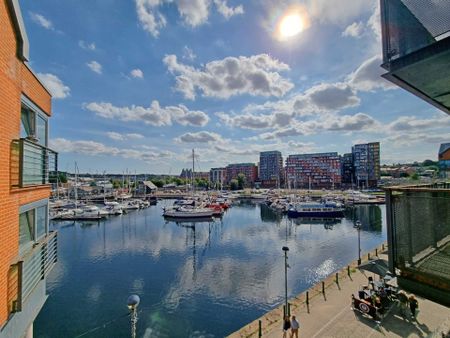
[35,200,386,337]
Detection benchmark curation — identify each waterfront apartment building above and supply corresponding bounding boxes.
[341,153,354,186]
[0,2,58,337]
[285,153,341,189]
[438,143,450,179]
[225,163,258,187]
[209,168,226,188]
[259,151,283,188]
[352,142,380,188]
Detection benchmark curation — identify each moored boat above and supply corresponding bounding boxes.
[287,201,344,218]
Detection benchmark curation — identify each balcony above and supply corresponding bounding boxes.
[8,231,58,314]
[385,183,450,305]
[380,0,450,115]
[11,138,58,188]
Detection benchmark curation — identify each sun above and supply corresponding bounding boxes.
[279,13,304,38]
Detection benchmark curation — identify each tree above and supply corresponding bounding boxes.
[230,179,239,190]
[237,173,246,189]
[422,159,437,167]
[111,180,122,189]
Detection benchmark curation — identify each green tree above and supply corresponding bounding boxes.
[230,179,239,190]
[410,173,419,180]
[237,173,246,189]
[111,180,122,189]
[152,179,164,188]
[422,159,437,167]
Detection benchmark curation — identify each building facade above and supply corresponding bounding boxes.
[0,2,58,337]
[285,153,341,189]
[341,153,354,186]
[352,142,380,188]
[225,163,258,187]
[438,143,450,179]
[259,151,283,188]
[209,168,226,188]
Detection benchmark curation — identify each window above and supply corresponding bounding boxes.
[20,96,48,147]
[19,200,48,252]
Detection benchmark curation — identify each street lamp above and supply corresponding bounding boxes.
[282,246,289,316]
[127,294,140,338]
[354,220,362,265]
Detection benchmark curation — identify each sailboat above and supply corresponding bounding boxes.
[163,149,214,219]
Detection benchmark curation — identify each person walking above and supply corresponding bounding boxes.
[397,291,408,318]
[409,295,418,319]
[282,316,291,338]
[290,315,299,338]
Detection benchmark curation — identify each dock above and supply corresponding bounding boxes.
[227,245,450,338]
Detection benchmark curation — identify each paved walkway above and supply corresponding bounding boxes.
[228,248,450,338]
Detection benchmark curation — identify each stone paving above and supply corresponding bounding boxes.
[228,247,450,338]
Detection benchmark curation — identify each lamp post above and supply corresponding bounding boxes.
[127,295,140,338]
[282,246,289,316]
[354,221,362,265]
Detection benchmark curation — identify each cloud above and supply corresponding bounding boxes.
[348,55,395,91]
[163,54,293,100]
[135,0,167,38]
[388,115,450,132]
[135,0,243,37]
[79,40,96,50]
[182,46,196,61]
[29,12,53,30]
[287,141,316,152]
[85,100,209,127]
[106,132,145,141]
[50,138,174,162]
[213,0,244,19]
[342,21,364,38]
[384,132,450,147]
[307,0,375,25]
[130,68,144,78]
[323,113,379,132]
[37,73,70,99]
[216,112,273,130]
[176,131,224,143]
[306,82,360,111]
[87,61,102,74]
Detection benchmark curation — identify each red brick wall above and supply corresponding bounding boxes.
[0,0,52,325]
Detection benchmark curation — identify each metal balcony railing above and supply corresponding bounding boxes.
[381,0,450,63]
[11,138,58,188]
[7,231,58,314]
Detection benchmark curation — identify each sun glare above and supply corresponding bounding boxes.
[279,14,303,38]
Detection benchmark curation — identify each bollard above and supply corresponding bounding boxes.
[288,303,291,316]
[322,281,325,295]
[382,243,385,250]
[258,320,262,337]
[375,248,378,256]
[335,272,339,284]
[347,265,350,276]
[368,252,371,260]
[306,291,309,305]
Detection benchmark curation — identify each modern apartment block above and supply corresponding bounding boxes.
[285,153,342,189]
[259,151,283,188]
[0,2,58,338]
[225,163,258,187]
[209,168,226,188]
[352,142,380,188]
[438,143,450,179]
[341,153,354,186]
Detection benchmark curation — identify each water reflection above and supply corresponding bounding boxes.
[37,202,386,338]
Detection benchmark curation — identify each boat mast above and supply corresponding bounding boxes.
[192,149,195,194]
[74,162,78,209]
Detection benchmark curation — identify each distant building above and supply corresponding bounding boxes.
[226,163,258,187]
[285,153,341,189]
[195,172,210,181]
[439,143,450,178]
[352,142,380,188]
[259,151,283,188]
[210,168,226,188]
[341,153,354,186]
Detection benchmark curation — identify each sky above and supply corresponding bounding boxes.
[21,0,450,174]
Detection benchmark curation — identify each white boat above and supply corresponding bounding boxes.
[163,206,214,218]
[104,201,123,215]
[287,201,345,218]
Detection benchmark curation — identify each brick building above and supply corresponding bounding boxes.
[225,163,258,187]
[285,153,342,189]
[438,143,450,179]
[0,2,58,337]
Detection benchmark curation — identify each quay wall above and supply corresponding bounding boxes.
[227,243,388,338]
